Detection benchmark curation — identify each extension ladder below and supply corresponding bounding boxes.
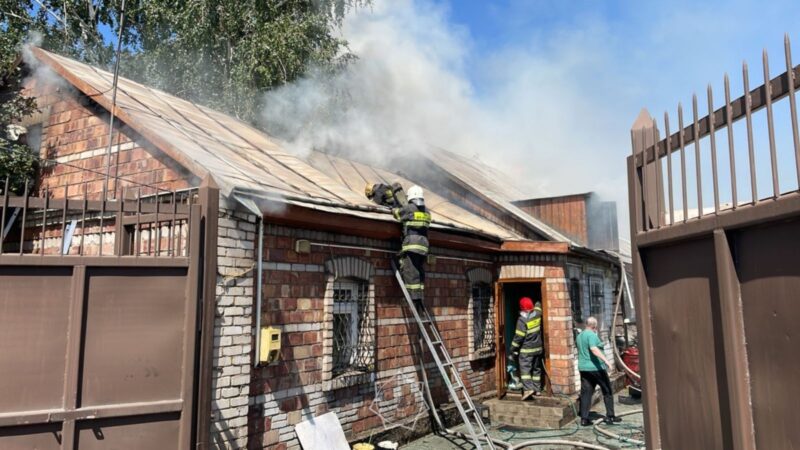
[392,260,495,450]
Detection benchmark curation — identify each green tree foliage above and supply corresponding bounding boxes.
[1,0,40,194]
[5,0,368,121]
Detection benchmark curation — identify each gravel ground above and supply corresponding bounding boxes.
[400,394,645,450]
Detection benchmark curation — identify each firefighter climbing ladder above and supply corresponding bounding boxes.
[392,260,495,450]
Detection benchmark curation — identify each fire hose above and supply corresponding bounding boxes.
[418,340,612,450]
[611,254,641,392]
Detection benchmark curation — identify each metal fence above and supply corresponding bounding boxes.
[628,35,800,450]
[0,179,219,449]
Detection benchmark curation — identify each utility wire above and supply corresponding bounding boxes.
[102,0,126,201]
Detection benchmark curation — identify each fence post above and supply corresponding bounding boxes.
[628,108,662,449]
[713,230,757,450]
[195,175,219,450]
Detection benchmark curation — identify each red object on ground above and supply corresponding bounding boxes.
[621,346,640,385]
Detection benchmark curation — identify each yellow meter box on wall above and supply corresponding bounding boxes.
[259,326,281,365]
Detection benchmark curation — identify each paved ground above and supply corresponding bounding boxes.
[401,394,645,450]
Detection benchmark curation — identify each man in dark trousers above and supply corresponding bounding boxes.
[577,316,622,426]
[511,297,544,401]
[365,183,430,304]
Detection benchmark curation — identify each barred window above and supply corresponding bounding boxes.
[589,275,604,320]
[471,282,495,353]
[569,278,583,323]
[332,278,373,377]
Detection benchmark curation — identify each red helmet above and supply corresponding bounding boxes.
[519,297,534,311]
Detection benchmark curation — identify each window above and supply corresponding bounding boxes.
[589,275,604,320]
[322,256,375,390]
[569,278,583,323]
[332,278,372,377]
[466,267,495,360]
[471,282,495,354]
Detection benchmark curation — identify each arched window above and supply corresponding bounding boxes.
[322,256,375,390]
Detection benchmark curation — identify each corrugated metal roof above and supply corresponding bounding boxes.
[31,48,525,241]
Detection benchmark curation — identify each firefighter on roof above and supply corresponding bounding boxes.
[511,297,544,401]
[365,183,430,303]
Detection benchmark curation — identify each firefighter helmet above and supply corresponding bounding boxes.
[519,297,534,311]
[407,185,424,201]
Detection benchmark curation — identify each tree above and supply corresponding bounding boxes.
[3,0,369,122]
[1,0,40,194]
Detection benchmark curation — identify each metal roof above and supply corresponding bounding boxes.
[31,48,530,242]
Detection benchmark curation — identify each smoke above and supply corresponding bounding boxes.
[260,0,639,233]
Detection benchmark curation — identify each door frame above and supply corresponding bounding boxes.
[494,278,549,398]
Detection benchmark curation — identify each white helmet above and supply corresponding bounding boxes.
[407,185,424,201]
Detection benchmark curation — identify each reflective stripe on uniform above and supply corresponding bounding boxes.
[526,318,542,330]
[511,341,520,347]
[532,375,541,381]
[402,244,429,253]
[405,284,425,290]
[404,220,430,228]
[526,326,541,335]
[515,329,526,337]
[521,375,532,380]
[413,211,431,221]
[534,306,542,312]
[520,347,543,354]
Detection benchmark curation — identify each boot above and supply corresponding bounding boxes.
[521,390,534,401]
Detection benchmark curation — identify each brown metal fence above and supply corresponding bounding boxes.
[628,35,800,450]
[0,179,218,449]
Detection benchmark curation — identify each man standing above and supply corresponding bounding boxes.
[511,297,544,401]
[365,183,430,304]
[576,316,621,426]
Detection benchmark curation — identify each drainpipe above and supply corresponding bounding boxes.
[254,216,264,367]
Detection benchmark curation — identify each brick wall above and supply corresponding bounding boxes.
[211,207,258,448]
[22,75,193,199]
[248,225,498,449]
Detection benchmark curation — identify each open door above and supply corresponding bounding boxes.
[495,280,549,398]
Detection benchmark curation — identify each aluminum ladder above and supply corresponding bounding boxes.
[392,260,495,450]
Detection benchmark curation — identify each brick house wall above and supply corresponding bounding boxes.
[21,75,193,199]
[248,224,498,449]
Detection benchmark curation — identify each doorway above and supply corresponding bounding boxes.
[495,280,547,398]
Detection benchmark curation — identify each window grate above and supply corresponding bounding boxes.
[332,278,374,377]
[589,275,604,321]
[570,278,583,323]
[472,282,495,352]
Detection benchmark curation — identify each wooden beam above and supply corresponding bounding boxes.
[500,240,569,253]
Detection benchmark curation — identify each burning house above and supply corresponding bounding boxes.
[0,48,629,449]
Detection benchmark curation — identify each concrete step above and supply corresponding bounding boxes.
[484,397,576,430]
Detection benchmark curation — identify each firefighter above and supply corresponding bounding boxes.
[511,297,544,401]
[365,182,406,208]
[365,183,430,303]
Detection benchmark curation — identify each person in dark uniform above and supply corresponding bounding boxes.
[511,297,544,401]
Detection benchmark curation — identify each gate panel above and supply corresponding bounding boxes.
[74,413,181,449]
[643,238,731,450]
[81,267,187,406]
[735,219,800,448]
[628,37,800,449]
[0,182,218,449]
[0,266,72,413]
[0,423,62,449]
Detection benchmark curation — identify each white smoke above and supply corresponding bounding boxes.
[260,0,638,232]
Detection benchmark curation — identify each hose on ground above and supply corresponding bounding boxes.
[417,342,612,450]
[592,409,645,447]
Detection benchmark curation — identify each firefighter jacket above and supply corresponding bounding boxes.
[393,201,431,255]
[368,183,405,208]
[511,306,544,356]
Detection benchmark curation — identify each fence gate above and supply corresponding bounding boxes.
[629,36,800,450]
[0,183,217,449]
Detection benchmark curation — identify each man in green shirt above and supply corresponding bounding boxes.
[576,316,621,426]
